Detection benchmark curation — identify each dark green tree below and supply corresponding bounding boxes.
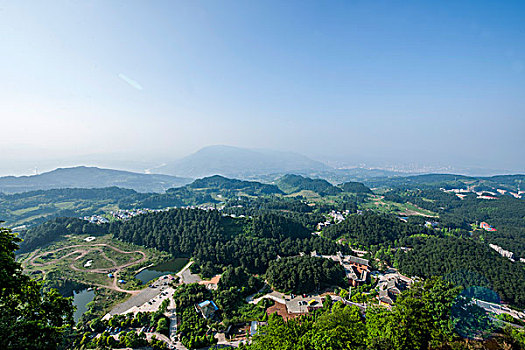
[0,226,75,350]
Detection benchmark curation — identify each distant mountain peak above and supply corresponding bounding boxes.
[157,145,331,178]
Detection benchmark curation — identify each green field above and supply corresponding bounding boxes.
[362,196,437,217]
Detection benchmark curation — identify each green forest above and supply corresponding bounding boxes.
[396,237,525,308]
[109,209,351,276]
[265,256,345,294]
[276,174,342,196]
[322,212,437,246]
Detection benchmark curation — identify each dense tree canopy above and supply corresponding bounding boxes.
[397,237,525,308]
[322,212,436,247]
[0,226,74,350]
[384,188,525,258]
[277,174,342,196]
[18,217,106,253]
[222,196,348,231]
[110,209,351,276]
[265,256,345,294]
[248,303,366,350]
[339,181,373,194]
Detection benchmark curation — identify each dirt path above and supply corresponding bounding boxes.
[29,243,147,295]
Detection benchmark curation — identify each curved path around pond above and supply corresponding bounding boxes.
[29,243,147,295]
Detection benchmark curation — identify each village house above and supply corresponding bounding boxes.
[312,251,370,287]
[195,300,218,319]
[480,222,497,231]
[198,275,222,290]
[376,271,413,306]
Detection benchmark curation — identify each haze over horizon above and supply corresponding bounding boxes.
[1,1,524,176]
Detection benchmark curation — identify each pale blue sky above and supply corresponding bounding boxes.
[1,0,524,174]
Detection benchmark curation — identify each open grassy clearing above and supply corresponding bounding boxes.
[54,201,76,209]
[285,190,322,199]
[19,234,171,294]
[362,196,437,217]
[34,249,83,265]
[71,250,115,270]
[10,206,43,216]
[401,202,437,217]
[101,246,143,266]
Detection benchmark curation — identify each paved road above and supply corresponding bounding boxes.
[177,261,202,284]
[109,278,172,315]
[474,299,525,320]
[251,291,286,305]
[167,296,178,339]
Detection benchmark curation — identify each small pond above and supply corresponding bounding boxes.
[135,258,189,284]
[72,289,95,322]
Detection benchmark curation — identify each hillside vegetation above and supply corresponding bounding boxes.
[109,209,350,276]
[277,174,342,196]
[340,181,373,194]
[266,256,345,294]
[397,237,525,308]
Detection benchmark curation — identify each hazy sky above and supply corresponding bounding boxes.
[1,1,524,175]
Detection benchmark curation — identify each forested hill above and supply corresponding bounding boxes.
[276,174,342,196]
[397,237,525,308]
[322,212,437,247]
[18,217,106,253]
[0,175,284,228]
[3,186,137,204]
[109,208,350,276]
[339,181,373,194]
[188,175,283,195]
[0,166,191,194]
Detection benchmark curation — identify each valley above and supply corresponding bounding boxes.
[3,171,525,349]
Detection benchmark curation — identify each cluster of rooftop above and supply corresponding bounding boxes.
[376,270,413,306]
[311,251,370,287]
[81,215,109,224]
[316,210,351,231]
[480,222,497,231]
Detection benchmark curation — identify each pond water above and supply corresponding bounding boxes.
[72,289,95,322]
[135,258,189,284]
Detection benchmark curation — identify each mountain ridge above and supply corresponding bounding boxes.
[0,166,192,194]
